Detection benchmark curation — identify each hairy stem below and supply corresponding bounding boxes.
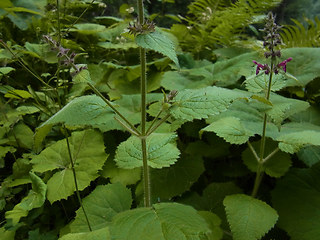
[251,59,275,198]
[138,0,151,207]
[65,130,92,231]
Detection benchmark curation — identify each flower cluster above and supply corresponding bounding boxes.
[43,35,87,74]
[253,12,292,75]
[128,19,156,36]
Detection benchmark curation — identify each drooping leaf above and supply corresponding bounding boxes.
[31,130,107,203]
[170,87,248,121]
[114,133,180,169]
[135,31,179,67]
[110,203,210,240]
[59,227,111,240]
[136,155,205,201]
[69,183,132,233]
[242,140,292,178]
[272,164,320,240]
[5,172,47,225]
[224,194,278,240]
[198,211,223,240]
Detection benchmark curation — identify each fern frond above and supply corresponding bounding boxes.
[280,17,320,48]
[188,0,232,19]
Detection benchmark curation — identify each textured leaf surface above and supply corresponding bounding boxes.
[245,72,288,93]
[6,172,46,224]
[224,194,278,240]
[110,203,210,240]
[59,227,110,240]
[70,183,132,233]
[170,87,248,121]
[297,145,320,167]
[136,155,205,201]
[136,31,179,67]
[31,130,107,203]
[115,133,180,169]
[272,164,320,240]
[242,140,292,177]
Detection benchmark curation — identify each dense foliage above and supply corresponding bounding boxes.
[1,0,320,239]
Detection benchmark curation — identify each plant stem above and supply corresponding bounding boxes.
[251,59,275,198]
[65,130,92,231]
[137,0,151,207]
[147,113,171,135]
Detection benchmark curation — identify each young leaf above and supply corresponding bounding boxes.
[135,31,179,67]
[114,133,180,169]
[5,172,47,225]
[110,203,210,240]
[224,194,278,240]
[170,87,248,121]
[59,227,111,240]
[31,130,107,203]
[69,183,132,233]
[272,164,320,240]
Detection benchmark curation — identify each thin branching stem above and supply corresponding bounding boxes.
[65,129,92,231]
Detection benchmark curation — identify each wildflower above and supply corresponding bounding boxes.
[277,57,292,73]
[253,60,270,75]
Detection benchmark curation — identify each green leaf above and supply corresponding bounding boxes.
[6,172,47,225]
[201,116,253,144]
[170,87,248,121]
[224,194,278,240]
[28,229,59,240]
[110,203,210,240]
[245,72,288,93]
[242,140,292,177]
[272,164,320,240]
[59,227,110,240]
[9,122,34,149]
[0,227,15,240]
[71,23,106,35]
[72,69,94,84]
[198,211,223,240]
[136,31,179,67]
[0,0,13,8]
[0,67,15,75]
[282,48,320,87]
[297,145,320,167]
[4,89,32,99]
[31,130,107,203]
[24,43,58,64]
[136,155,205,201]
[114,133,180,169]
[277,129,320,154]
[69,183,132,233]
[100,160,141,186]
[0,146,15,168]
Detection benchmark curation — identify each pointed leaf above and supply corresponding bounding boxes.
[224,194,278,240]
[110,203,210,240]
[31,130,107,203]
[115,133,180,169]
[198,211,223,240]
[136,31,179,67]
[70,183,132,233]
[272,164,320,240]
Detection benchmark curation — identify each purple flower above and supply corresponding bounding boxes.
[253,60,270,75]
[277,57,292,73]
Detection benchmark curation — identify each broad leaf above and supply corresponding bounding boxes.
[31,130,107,203]
[170,87,248,121]
[59,227,110,240]
[69,183,132,233]
[0,227,15,240]
[242,140,292,177]
[136,155,205,201]
[245,72,288,93]
[110,203,210,240]
[114,133,180,169]
[297,145,320,167]
[224,194,278,240]
[5,172,46,225]
[272,164,320,240]
[136,31,179,67]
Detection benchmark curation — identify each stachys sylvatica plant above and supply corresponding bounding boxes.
[1,0,320,240]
